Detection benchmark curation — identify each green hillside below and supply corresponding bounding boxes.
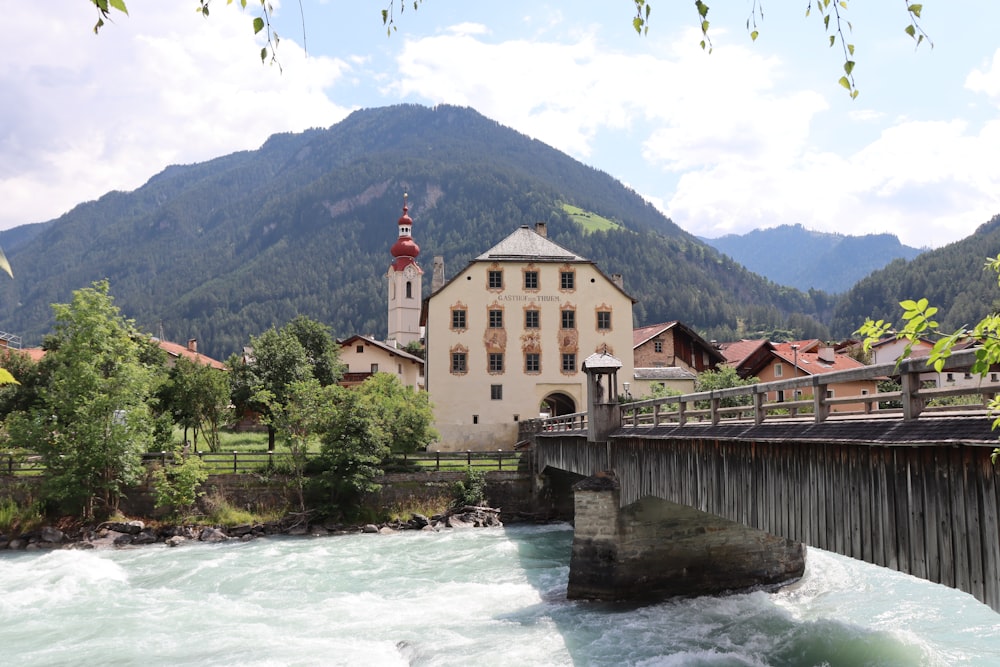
[0,105,833,360]
[829,215,1000,335]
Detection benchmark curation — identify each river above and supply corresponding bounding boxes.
[1,524,999,666]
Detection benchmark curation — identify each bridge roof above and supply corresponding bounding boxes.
[617,414,999,447]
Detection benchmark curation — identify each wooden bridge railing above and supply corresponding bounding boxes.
[619,347,995,429]
[519,347,997,437]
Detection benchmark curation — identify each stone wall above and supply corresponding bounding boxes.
[1,470,538,524]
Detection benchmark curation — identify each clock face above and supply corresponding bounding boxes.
[404,264,418,279]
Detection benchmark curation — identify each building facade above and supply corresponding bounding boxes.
[338,334,424,391]
[630,321,724,397]
[422,223,635,451]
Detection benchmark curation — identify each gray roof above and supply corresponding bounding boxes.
[476,226,586,262]
[634,367,697,381]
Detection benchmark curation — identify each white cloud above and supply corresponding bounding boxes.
[966,49,1000,102]
[0,4,352,230]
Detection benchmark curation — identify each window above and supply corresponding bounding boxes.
[653,340,663,353]
[774,363,783,378]
[489,309,503,328]
[488,270,503,289]
[491,384,503,400]
[489,352,504,373]
[524,271,538,290]
[356,345,364,354]
[525,352,540,373]
[946,373,955,382]
[561,310,576,329]
[525,309,539,329]
[825,390,834,398]
[560,270,575,290]
[405,281,412,299]
[597,311,611,330]
[451,352,467,374]
[777,390,785,402]
[397,364,402,374]
[473,415,479,424]
[561,353,576,373]
[451,308,467,330]
[992,373,999,383]
[370,363,379,373]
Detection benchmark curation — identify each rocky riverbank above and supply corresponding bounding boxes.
[0,505,505,551]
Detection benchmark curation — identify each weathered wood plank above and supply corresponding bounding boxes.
[908,448,927,581]
[950,446,971,594]
[922,447,941,585]
[963,447,985,603]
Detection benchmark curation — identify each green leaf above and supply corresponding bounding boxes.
[829,35,835,47]
[750,30,759,42]
[905,24,916,38]
[838,76,851,90]
[381,9,389,24]
[701,20,710,34]
[109,0,128,14]
[633,17,643,34]
[910,4,923,18]
[824,15,831,30]
[844,60,855,76]
[260,47,268,62]
[847,43,855,56]
[696,1,709,19]
[253,17,265,34]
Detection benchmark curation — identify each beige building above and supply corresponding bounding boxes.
[338,334,424,390]
[422,223,635,451]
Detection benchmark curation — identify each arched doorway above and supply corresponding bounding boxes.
[540,392,577,418]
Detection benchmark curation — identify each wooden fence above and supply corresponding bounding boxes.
[1,449,524,477]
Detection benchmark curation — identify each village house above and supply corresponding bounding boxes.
[338,334,424,391]
[746,339,878,412]
[630,321,724,397]
[421,222,635,451]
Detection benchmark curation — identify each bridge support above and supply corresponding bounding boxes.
[567,471,806,602]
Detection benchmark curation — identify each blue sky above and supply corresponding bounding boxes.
[4,2,1000,249]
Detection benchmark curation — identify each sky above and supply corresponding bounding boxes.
[4,2,1000,249]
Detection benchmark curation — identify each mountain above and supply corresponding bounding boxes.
[702,224,925,294]
[0,104,834,361]
[829,214,1000,335]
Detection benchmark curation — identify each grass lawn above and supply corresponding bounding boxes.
[561,203,622,233]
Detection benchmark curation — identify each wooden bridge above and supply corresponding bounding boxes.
[522,348,1000,612]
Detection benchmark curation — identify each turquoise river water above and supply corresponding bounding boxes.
[1,524,999,666]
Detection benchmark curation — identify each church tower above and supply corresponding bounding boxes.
[386,194,423,347]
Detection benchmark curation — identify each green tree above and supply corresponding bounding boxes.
[695,365,758,408]
[284,315,344,387]
[356,373,437,454]
[267,378,333,511]
[231,317,341,451]
[160,356,230,452]
[309,386,389,519]
[27,281,158,519]
[857,256,1000,460]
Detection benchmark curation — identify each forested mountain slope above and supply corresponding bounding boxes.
[0,105,832,360]
[829,215,1000,335]
[703,224,924,294]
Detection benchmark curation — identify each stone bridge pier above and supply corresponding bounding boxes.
[566,470,805,601]
[537,352,806,603]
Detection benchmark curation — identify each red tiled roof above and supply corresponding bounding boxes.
[717,339,768,366]
[156,339,226,370]
[770,345,867,375]
[632,321,677,348]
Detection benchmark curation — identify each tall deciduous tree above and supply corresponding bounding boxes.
[32,281,158,519]
[230,317,342,451]
[160,356,230,452]
[356,373,437,454]
[309,386,390,519]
